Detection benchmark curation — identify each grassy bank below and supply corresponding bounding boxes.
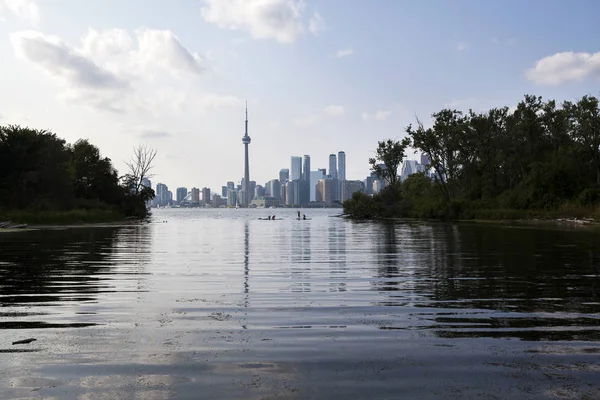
[0,209,126,225]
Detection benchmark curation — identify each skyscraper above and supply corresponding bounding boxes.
[338,151,346,181]
[329,154,337,179]
[242,102,251,206]
[279,169,289,184]
[291,156,302,181]
[176,187,188,204]
[302,155,310,181]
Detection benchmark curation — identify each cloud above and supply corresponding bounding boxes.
[335,48,353,58]
[527,51,600,85]
[323,104,344,116]
[10,30,127,89]
[308,12,325,36]
[292,114,318,126]
[9,28,233,115]
[455,42,469,52]
[361,110,391,122]
[138,129,171,139]
[0,0,39,25]
[201,0,306,44]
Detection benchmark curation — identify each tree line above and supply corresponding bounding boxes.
[0,125,155,221]
[345,94,600,220]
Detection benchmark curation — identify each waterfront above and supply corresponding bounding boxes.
[1,208,600,399]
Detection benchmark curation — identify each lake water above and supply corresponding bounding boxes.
[1,208,600,399]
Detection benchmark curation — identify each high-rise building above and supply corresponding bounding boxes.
[329,154,337,179]
[420,154,430,167]
[212,193,222,207]
[156,183,168,207]
[285,181,295,206]
[242,103,252,207]
[227,189,237,207]
[249,181,256,202]
[279,169,289,184]
[291,156,302,180]
[227,181,235,190]
[221,186,228,197]
[266,179,281,200]
[310,170,326,201]
[202,187,211,204]
[302,155,311,181]
[191,187,200,204]
[316,178,335,204]
[341,180,364,202]
[168,191,173,206]
[254,185,265,199]
[338,151,346,181]
[176,187,188,204]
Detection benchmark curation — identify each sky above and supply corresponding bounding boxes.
[1,0,600,193]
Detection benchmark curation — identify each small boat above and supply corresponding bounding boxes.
[296,218,311,220]
[258,218,282,220]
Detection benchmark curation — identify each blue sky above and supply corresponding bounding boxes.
[1,0,599,193]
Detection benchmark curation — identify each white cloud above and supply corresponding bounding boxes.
[0,0,39,25]
[138,129,171,139]
[527,51,600,85]
[335,48,353,58]
[361,110,391,122]
[323,104,344,116]
[308,12,325,36]
[201,0,306,44]
[9,28,235,115]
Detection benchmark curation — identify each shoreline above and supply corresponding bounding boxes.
[0,218,148,233]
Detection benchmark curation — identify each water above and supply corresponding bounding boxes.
[1,208,600,399]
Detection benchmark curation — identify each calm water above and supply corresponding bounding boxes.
[1,209,600,399]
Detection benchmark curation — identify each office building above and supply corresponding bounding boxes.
[227,181,235,190]
[191,187,200,204]
[420,154,430,167]
[255,185,265,199]
[291,156,302,181]
[316,178,335,204]
[279,169,289,184]
[329,154,337,179]
[202,187,211,204]
[285,181,295,206]
[338,151,346,181]
[176,187,188,204]
[227,189,237,207]
[266,179,281,200]
[156,183,168,207]
[310,170,326,201]
[221,186,228,198]
[341,180,364,202]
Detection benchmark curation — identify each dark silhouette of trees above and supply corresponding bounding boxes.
[0,125,155,219]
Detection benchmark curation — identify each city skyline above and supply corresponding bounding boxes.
[1,1,597,190]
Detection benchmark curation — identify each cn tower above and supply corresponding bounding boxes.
[242,102,251,206]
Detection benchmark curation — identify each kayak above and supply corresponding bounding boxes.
[296,218,311,220]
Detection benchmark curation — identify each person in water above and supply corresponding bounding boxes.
[303,214,306,220]
[272,215,276,220]
[297,210,301,218]
[267,215,271,220]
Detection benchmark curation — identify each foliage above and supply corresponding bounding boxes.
[0,125,156,223]
[369,138,411,185]
[346,94,600,221]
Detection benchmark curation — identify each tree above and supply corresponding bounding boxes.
[123,144,157,196]
[368,138,411,186]
[564,96,600,185]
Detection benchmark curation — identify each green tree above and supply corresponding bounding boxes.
[368,138,411,186]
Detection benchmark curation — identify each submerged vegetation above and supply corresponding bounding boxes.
[0,125,155,224]
[345,94,600,221]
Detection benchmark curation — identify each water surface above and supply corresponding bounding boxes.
[1,208,600,399]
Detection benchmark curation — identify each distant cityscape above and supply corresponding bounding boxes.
[145,107,432,209]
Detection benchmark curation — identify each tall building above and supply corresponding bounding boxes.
[221,186,228,198]
[285,181,295,206]
[341,180,364,202]
[227,181,235,190]
[191,187,200,204]
[176,187,188,204]
[227,189,237,207]
[329,154,337,179]
[316,178,335,204]
[420,154,430,167]
[202,187,211,204]
[156,183,168,207]
[310,170,325,201]
[338,151,346,181]
[291,156,302,180]
[279,169,289,184]
[242,102,252,207]
[254,185,265,199]
[266,179,281,200]
[168,191,173,206]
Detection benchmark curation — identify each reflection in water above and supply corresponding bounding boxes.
[2,209,600,399]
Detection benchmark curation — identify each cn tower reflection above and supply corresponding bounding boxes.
[243,221,249,307]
